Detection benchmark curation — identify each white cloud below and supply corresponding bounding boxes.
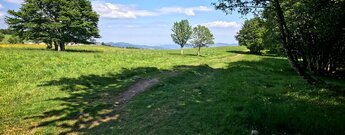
[0,12,4,18]
[125,25,140,28]
[158,6,213,16]
[157,24,169,27]
[0,4,4,9]
[92,1,157,19]
[202,21,241,28]
[92,1,213,19]
[4,0,23,4]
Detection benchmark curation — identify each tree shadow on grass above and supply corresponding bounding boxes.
[227,50,253,55]
[29,57,345,134]
[29,67,162,134]
[228,50,281,57]
[168,53,206,57]
[64,49,103,53]
[219,58,345,135]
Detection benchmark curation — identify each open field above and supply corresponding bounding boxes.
[0,45,344,134]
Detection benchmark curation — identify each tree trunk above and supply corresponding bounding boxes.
[59,42,65,51]
[47,42,52,49]
[54,41,60,51]
[273,0,318,84]
[181,47,184,55]
[197,46,201,56]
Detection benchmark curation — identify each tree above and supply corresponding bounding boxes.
[8,36,20,44]
[272,0,345,75]
[190,25,214,56]
[171,19,193,55]
[236,17,265,54]
[261,10,284,55]
[214,0,345,83]
[6,0,100,51]
[213,0,319,83]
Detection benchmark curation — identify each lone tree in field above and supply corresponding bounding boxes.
[190,25,214,56]
[6,0,100,51]
[171,20,193,55]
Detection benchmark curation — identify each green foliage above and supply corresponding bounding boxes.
[262,18,284,55]
[213,0,269,15]
[236,17,265,54]
[0,35,13,44]
[190,25,215,56]
[214,0,345,77]
[0,45,344,134]
[171,20,193,49]
[7,36,20,44]
[263,0,345,74]
[0,33,4,42]
[0,29,14,35]
[5,0,100,51]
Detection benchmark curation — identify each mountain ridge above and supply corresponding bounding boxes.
[104,42,238,50]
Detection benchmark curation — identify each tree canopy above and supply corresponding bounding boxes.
[171,19,193,54]
[190,25,214,56]
[6,0,100,51]
[214,0,345,83]
[236,17,265,54]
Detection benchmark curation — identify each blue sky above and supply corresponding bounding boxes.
[0,0,251,45]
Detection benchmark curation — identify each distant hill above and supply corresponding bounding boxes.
[213,43,238,47]
[104,42,238,50]
[157,43,238,49]
[105,42,165,50]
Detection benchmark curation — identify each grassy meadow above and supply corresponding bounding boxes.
[0,44,344,134]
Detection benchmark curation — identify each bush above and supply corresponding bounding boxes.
[8,36,20,44]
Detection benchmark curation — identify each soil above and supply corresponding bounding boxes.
[114,78,160,105]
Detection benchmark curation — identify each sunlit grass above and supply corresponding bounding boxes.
[0,44,344,134]
[0,44,45,48]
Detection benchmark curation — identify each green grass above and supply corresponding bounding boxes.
[0,45,344,134]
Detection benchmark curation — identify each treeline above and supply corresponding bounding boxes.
[219,0,345,78]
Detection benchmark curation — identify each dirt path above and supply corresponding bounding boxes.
[70,78,162,132]
[113,54,244,105]
[114,78,160,105]
[114,54,243,105]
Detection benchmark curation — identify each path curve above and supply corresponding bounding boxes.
[114,78,159,105]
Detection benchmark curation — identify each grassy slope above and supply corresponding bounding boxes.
[0,45,344,134]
